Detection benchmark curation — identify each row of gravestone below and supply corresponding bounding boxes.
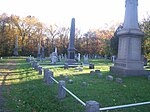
[90,70,123,83]
[26,57,150,84]
[26,58,150,82]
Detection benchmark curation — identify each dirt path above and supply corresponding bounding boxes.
[0,59,18,112]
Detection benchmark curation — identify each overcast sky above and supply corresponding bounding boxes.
[0,0,150,32]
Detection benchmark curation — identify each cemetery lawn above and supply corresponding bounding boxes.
[0,58,150,112]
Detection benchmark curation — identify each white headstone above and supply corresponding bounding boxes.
[84,55,89,64]
[77,53,81,62]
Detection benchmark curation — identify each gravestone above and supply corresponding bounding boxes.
[106,75,113,81]
[60,74,64,79]
[78,67,83,72]
[84,55,89,64]
[111,55,116,62]
[38,66,42,75]
[98,73,102,78]
[142,56,147,66]
[110,0,150,76]
[68,79,73,84]
[90,71,95,76]
[61,54,64,59]
[64,54,67,61]
[77,53,81,62]
[115,78,123,83]
[50,47,58,64]
[95,70,101,74]
[64,63,69,69]
[89,64,94,69]
[13,36,18,56]
[51,56,57,64]
[58,55,62,62]
[81,82,87,87]
[64,76,69,81]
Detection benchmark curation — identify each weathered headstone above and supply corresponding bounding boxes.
[84,55,89,64]
[89,64,94,69]
[111,55,116,62]
[77,53,81,62]
[64,54,67,61]
[50,47,58,64]
[79,67,83,72]
[142,56,147,66]
[64,76,69,81]
[58,55,62,62]
[106,75,113,81]
[60,74,64,79]
[90,71,95,76]
[95,70,101,74]
[51,55,57,64]
[115,78,123,83]
[38,66,42,75]
[98,73,102,78]
[64,63,69,69]
[81,82,87,87]
[68,79,73,84]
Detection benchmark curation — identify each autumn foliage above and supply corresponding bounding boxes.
[0,13,149,59]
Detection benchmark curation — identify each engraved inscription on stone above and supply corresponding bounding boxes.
[129,37,141,60]
[118,38,127,59]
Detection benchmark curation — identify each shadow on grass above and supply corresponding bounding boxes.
[2,58,150,112]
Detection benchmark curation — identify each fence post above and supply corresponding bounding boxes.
[86,101,100,112]
[35,63,39,71]
[58,80,66,99]
[47,71,54,85]
[38,66,42,75]
[43,68,49,82]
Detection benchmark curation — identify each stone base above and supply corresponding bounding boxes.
[66,59,77,65]
[110,66,150,76]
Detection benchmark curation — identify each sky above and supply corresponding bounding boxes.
[0,0,150,32]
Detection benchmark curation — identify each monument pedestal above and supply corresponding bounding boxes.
[110,29,150,76]
[110,66,150,76]
[67,49,77,65]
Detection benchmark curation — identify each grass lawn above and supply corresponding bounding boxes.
[0,58,150,112]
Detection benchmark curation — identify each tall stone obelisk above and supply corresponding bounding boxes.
[13,36,18,56]
[67,18,76,64]
[110,0,150,76]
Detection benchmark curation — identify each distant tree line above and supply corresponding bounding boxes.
[0,13,149,59]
